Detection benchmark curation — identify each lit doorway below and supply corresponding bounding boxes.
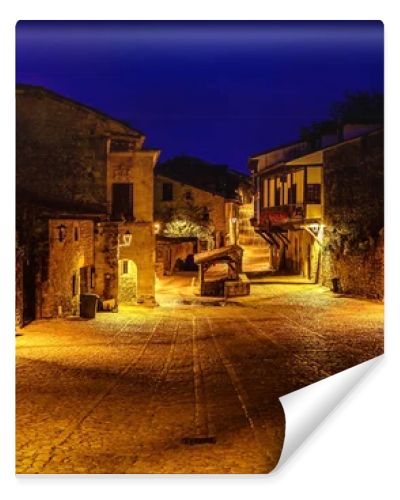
[118,259,137,304]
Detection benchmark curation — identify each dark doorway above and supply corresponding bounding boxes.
[112,183,134,220]
[23,256,36,324]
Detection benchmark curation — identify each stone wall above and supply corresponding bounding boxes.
[16,85,159,319]
[94,221,156,306]
[119,223,156,304]
[109,151,157,222]
[16,85,142,213]
[15,244,24,328]
[42,219,95,318]
[154,175,227,236]
[94,222,119,302]
[108,149,158,304]
[321,229,384,298]
[321,130,384,298]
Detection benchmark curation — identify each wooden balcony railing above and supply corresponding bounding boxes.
[256,204,306,228]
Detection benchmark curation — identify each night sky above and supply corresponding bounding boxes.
[16,21,383,173]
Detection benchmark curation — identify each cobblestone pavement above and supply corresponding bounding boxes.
[16,278,384,474]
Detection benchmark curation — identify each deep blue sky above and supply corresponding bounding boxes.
[16,21,383,173]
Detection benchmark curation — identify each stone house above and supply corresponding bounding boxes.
[16,84,160,325]
[249,127,383,297]
[153,157,250,275]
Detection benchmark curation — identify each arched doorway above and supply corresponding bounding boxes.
[118,259,138,304]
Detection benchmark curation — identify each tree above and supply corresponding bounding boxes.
[300,91,383,146]
[157,202,215,240]
[330,91,383,125]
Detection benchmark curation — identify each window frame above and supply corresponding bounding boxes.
[162,182,173,201]
[111,183,134,220]
[306,183,321,204]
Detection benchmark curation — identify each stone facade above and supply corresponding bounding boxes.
[154,174,239,249]
[41,219,95,318]
[16,85,160,322]
[321,131,384,297]
[16,85,144,212]
[108,148,158,304]
[321,229,383,298]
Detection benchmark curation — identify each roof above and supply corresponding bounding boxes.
[194,245,243,265]
[155,155,248,200]
[16,84,145,138]
[249,139,306,160]
[254,128,383,174]
[285,128,383,166]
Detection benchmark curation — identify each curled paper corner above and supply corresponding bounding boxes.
[273,355,383,473]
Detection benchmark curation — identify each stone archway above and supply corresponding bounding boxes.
[118,258,138,304]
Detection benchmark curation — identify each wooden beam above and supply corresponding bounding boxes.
[256,230,278,247]
[277,232,290,245]
[275,233,288,248]
[303,166,308,205]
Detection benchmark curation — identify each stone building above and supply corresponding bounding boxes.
[153,156,250,275]
[16,84,160,325]
[321,130,384,297]
[249,127,383,297]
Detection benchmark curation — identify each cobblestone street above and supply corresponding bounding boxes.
[16,278,384,474]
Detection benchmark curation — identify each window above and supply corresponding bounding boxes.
[112,183,134,219]
[306,184,321,204]
[122,260,129,275]
[162,183,173,201]
[74,226,80,241]
[184,190,193,201]
[288,184,297,204]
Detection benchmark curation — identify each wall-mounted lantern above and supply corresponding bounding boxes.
[121,230,132,247]
[57,224,67,242]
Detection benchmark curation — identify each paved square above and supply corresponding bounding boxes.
[16,278,383,473]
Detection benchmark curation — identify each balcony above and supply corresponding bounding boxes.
[253,203,321,230]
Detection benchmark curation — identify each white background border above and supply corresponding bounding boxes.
[1,2,399,498]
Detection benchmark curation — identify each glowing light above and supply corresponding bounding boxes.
[154,222,161,234]
[122,230,132,246]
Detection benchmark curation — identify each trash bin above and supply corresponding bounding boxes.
[80,293,99,319]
